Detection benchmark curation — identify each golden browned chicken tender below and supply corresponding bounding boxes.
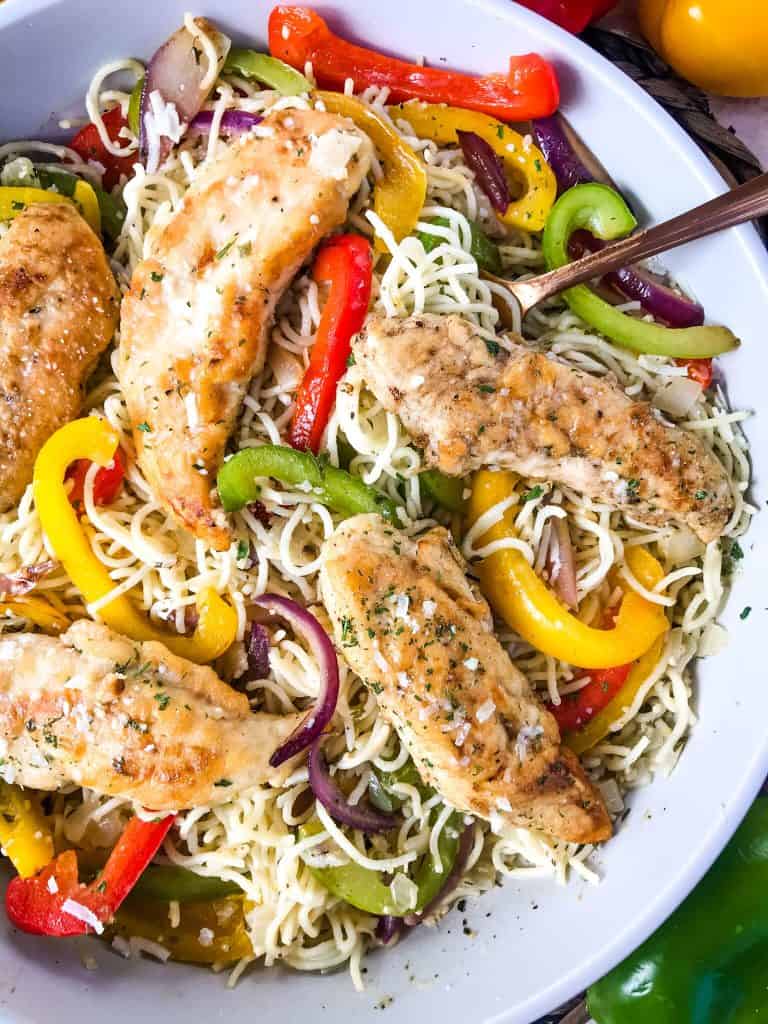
[119,108,373,551]
[0,203,119,509]
[320,514,610,845]
[354,314,733,543]
[0,620,302,810]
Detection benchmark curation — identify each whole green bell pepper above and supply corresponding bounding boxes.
[542,183,739,358]
[589,797,768,1023]
[217,444,399,523]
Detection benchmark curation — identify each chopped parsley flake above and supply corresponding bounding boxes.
[215,235,238,260]
[340,616,359,648]
[237,241,252,257]
[214,778,233,787]
[730,540,744,561]
[695,490,709,501]
[150,271,164,283]
[484,339,500,357]
[137,422,151,432]
[740,606,752,620]
[154,692,170,711]
[477,384,495,394]
[236,540,249,561]
[521,485,543,502]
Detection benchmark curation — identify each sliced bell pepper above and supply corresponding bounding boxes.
[128,77,144,137]
[0,183,101,235]
[395,102,556,232]
[131,864,241,904]
[70,106,137,190]
[217,443,399,524]
[419,468,466,514]
[299,808,463,916]
[32,417,237,664]
[565,634,666,754]
[5,814,174,937]
[677,357,713,389]
[33,165,125,243]
[223,48,312,94]
[111,894,252,963]
[589,797,768,1022]
[418,215,502,276]
[316,91,426,249]
[542,183,739,357]
[269,6,559,121]
[467,469,668,668]
[66,446,126,507]
[289,234,373,453]
[0,595,70,635]
[550,661,632,735]
[0,783,55,878]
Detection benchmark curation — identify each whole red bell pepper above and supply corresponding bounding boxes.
[66,446,126,507]
[5,814,173,937]
[269,6,559,121]
[289,234,373,454]
[516,0,617,34]
[70,107,137,190]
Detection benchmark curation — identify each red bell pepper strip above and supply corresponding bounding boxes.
[516,0,617,34]
[5,814,174,937]
[289,234,373,453]
[70,107,137,190]
[676,357,713,389]
[66,446,126,507]
[268,6,559,121]
[548,661,632,733]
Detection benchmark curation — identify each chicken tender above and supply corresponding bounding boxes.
[0,204,119,509]
[0,620,302,810]
[320,514,610,845]
[119,108,373,551]
[354,313,732,542]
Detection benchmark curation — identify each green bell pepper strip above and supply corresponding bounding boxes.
[541,183,739,358]
[223,49,312,95]
[299,805,463,917]
[131,864,241,904]
[418,215,502,276]
[128,76,144,138]
[589,797,768,1023]
[217,444,399,523]
[368,757,428,813]
[35,166,126,242]
[419,468,465,514]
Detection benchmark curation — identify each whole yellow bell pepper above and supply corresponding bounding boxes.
[111,895,252,963]
[32,417,237,664]
[638,0,768,98]
[318,91,426,251]
[0,782,55,877]
[0,182,101,235]
[391,101,556,232]
[467,470,668,668]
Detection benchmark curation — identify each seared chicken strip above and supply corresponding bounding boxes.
[0,204,119,509]
[320,515,610,844]
[354,314,732,542]
[0,620,302,810]
[120,108,373,550]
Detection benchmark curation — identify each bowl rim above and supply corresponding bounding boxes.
[0,1,767,1021]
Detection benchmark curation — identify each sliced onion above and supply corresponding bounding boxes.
[244,621,270,680]
[456,130,511,214]
[0,561,57,597]
[253,594,339,767]
[532,115,594,192]
[375,915,406,946]
[188,110,263,137]
[570,231,705,328]
[404,821,475,926]
[546,518,578,610]
[139,17,231,171]
[652,375,704,418]
[308,740,397,832]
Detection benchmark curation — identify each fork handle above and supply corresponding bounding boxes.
[517,171,768,311]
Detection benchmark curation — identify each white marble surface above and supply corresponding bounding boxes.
[604,1,767,169]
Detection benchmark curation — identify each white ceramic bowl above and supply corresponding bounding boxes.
[1,2,767,1021]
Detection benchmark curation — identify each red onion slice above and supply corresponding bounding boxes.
[139,17,231,172]
[546,518,579,611]
[404,820,476,926]
[532,115,595,193]
[244,621,271,681]
[308,740,397,833]
[375,915,406,946]
[457,130,511,215]
[253,594,339,767]
[188,110,264,137]
[0,561,57,598]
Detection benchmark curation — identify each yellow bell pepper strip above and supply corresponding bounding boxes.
[0,783,55,877]
[638,0,768,99]
[565,634,666,755]
[110,895,252,963]
[0,184,101,235]
[32,417,237,664]
[317,91,426,250]
[0,595,70,635]
[390,101,556,233]
[467,470,668,668]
